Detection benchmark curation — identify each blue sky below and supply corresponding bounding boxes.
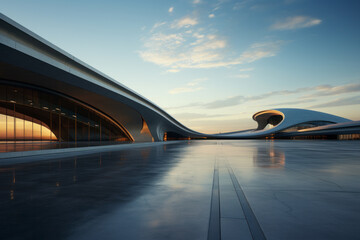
[2,0,360,133]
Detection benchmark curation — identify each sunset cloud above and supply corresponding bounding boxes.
[140,13,283,72]
[140,28,282,71]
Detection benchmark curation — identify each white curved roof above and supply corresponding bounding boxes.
[216,108,351,138]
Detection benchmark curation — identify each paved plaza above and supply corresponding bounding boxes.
[0,140,359,240]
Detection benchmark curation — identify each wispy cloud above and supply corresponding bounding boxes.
[169,87,202,95]
[230,67,254,78]
[310,95,360,108]
[271,16,322,30]
[307,83,360,97]
[172,112,228,120]
[193,0,201,4]
[238,41,282,63]
[232,74,250,79]
[164,102,202,111]
[172,87,310,109]
[168,7,174,13]
[203,86,320,109]
[171,16,198,29]
[166,68,180,73]
[239,68,255,72]
[168,82,360,110]
[233,0,254,10]
[169,78,207,94]
[204,96,244,108]
[263,99,313,107]
[140,15,283,72]
[284,0,299,4]
[151,22,166,32]
[208,14,215,18]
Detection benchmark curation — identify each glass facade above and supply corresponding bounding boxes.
[0,81,131,142]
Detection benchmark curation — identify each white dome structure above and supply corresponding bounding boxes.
[213,108,359,139]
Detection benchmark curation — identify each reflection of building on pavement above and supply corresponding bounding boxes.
[253,142,285,168]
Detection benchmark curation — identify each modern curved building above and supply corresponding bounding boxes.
[215,108,360,139]
[1,13,359,145]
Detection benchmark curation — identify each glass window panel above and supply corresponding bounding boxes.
[39,91,49,111]
[6,111,15,140]
[32,91,40,108]
[101,120,110,141]
[15,87,24,105]
[60,116,69,142]
[6,86,16,103]
[77,121,89,141]
[61,99,75,119]
[67,118,75,141]
[33,120,41,141]
[48,94,56,112]
[24,118,33,140]
[15,114,25,140]
[77,106,88,124]
[0,85,6,101]
[0,106,6,115]
[51,113,60,141]
[41,123,52,140]
[23,88,33,107]
[0,114,6,140]
[89,110,100,141]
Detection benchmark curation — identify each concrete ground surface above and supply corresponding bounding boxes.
[0,140,359,240]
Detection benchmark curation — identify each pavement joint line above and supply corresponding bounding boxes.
[221,217,246,220]
[207,158,221,240]
[227,165,266,240]
[241,189,360,193]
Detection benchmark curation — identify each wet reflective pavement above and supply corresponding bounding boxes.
[0,140,360,240]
